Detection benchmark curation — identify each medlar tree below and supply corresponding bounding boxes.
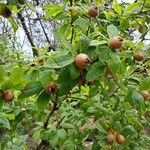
[0,0,150,150]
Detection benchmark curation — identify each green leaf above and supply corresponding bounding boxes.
[58,67,78,96]
[112,0,122,15]
[0,113,10,129]
[48,54,74,69]
[126,3,141,14]
[54,31,72,50]
[0,98,3,109]
[89,40,107,46]
[86,62,105,81]
[73,18,89,31]
[38,70,53,86]
[132,90,144,108]
[108,52,121,73]
[8,18,19,32]
[97,48,109,62]
[69,63,80,79]
[140,77,150,90]
[18,81,43,99]
[57,129,66,140]
[94,120,106,133]
[0,66,4,83]
[107,25,118,38]
[9,68,24,84]
[120,18,129,29]
[13,135,28,146]
[43,4,63,19]
[37,91,50,110]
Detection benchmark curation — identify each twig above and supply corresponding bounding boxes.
[56,116,65,129]
[141,0,146,12]
[70,0,74,44]
[17,11,38,57]
[44,101,58,129]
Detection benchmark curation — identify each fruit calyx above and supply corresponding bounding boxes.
[44,82,57,94]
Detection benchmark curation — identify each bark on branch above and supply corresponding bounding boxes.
[17,12,39,57]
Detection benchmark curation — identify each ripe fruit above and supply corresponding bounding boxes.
[3,90,14,102]
[109,36,123,49]
[116,135,125,144]
[140,91,150,100]
[2,6,12,18]
[44,82,57,94]
[133,52,144,61]
[75,54,90,70]
[17,0,26,5]
[88,3,99,18]
[106,134,115,143]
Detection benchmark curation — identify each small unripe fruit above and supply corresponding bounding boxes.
[109,36,123,49]
[3,90,14,102]
[106,134,115,143]
[75,54,90,70]
[140,91,150,100]
[88,4,99,18]
[21,108,26,113]
[133,52,144,62]
[116,135,125,144]
[44,82,57,94]
[2,7,12,18]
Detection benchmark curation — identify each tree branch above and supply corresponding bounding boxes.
[17,12,39,57]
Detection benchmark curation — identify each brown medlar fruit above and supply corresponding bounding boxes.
[140,91,150,100]
[88,3,99,18]
[116,135,125,144]
[106,133,115,143]
[109,36,123,49]
[75,54,90,70]
[3,90,14,102]
[133,52,144,62]
[44,82,57,94]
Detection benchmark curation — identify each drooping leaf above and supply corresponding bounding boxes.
[37,91,51,110]
[8,18,19,32]
[108,52,121,73]
[69,63,80,79]
[73,18,89,31]
[47,54,74,69]
[18,81,43,99]
[58,67,78,96]
[86,62,105,81]
[140,77,150,90]
[89,40,107,47]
